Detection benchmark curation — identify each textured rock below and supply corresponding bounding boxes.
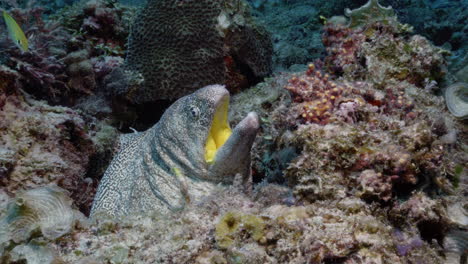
[64,50,96,95]
[323,22,447,88]
[0,66,118,214]
[106,0,272,104]
[344,0,396,28]
[52,188,443,263]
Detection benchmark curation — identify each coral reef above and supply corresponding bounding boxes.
[248,0,467,75]
[0,1,134,105]
[390,192,449,240]
[323,21,447,88]
[269,2,461,212]
[344,0,396,29]
[0,186,446,263]
[391,0,468,73]
[0,7,70,104]
[444,82,468,119]
[0,186,83,264]
[0,64,117,214]
[105,0,272,105]
[0,0,466,263]
[285,64,352,125]
[236,2,466,262]
[55,0,133,51]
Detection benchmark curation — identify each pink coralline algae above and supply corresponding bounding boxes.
[322,21,447,88]
[322,25,366,78]
[284,64,416,126]
[285,63,349,125]
[280,8,458,207]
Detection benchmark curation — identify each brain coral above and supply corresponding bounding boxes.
[107,0,272,104]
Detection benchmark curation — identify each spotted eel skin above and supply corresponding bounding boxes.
[91,85,259,218]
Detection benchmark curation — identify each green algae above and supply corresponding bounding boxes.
[215,211,265,249]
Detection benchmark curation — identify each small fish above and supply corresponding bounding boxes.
[2,10,28,52]
[319,15,328,25]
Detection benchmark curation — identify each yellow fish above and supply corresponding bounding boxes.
[319,15,328,25]
[2,10,28,52]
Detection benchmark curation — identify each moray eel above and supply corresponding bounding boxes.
[91,85,259,218]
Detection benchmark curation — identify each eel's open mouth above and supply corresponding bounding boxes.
[204,96,232,163]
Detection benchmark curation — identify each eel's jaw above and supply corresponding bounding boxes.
[204,94,232,164]
[207,112,260,184]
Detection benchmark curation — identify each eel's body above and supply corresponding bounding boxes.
[91,85,259,217]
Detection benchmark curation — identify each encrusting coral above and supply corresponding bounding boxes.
[0,62,117,215]
[0,185,446,263]
[105,0,272,105]
[277,1,459,210]
[215,211,266,250]
[323,13,447,88]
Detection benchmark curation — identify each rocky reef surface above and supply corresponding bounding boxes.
[0,0,467,263]
[247,0,467,76]
[105,0,273,129]
[0,65,117,215]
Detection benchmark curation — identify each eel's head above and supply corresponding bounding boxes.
[160,84,259,184]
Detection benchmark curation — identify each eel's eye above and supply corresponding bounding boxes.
[190,106,200,118]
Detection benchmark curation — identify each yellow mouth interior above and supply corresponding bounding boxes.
[204,99,232,163]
